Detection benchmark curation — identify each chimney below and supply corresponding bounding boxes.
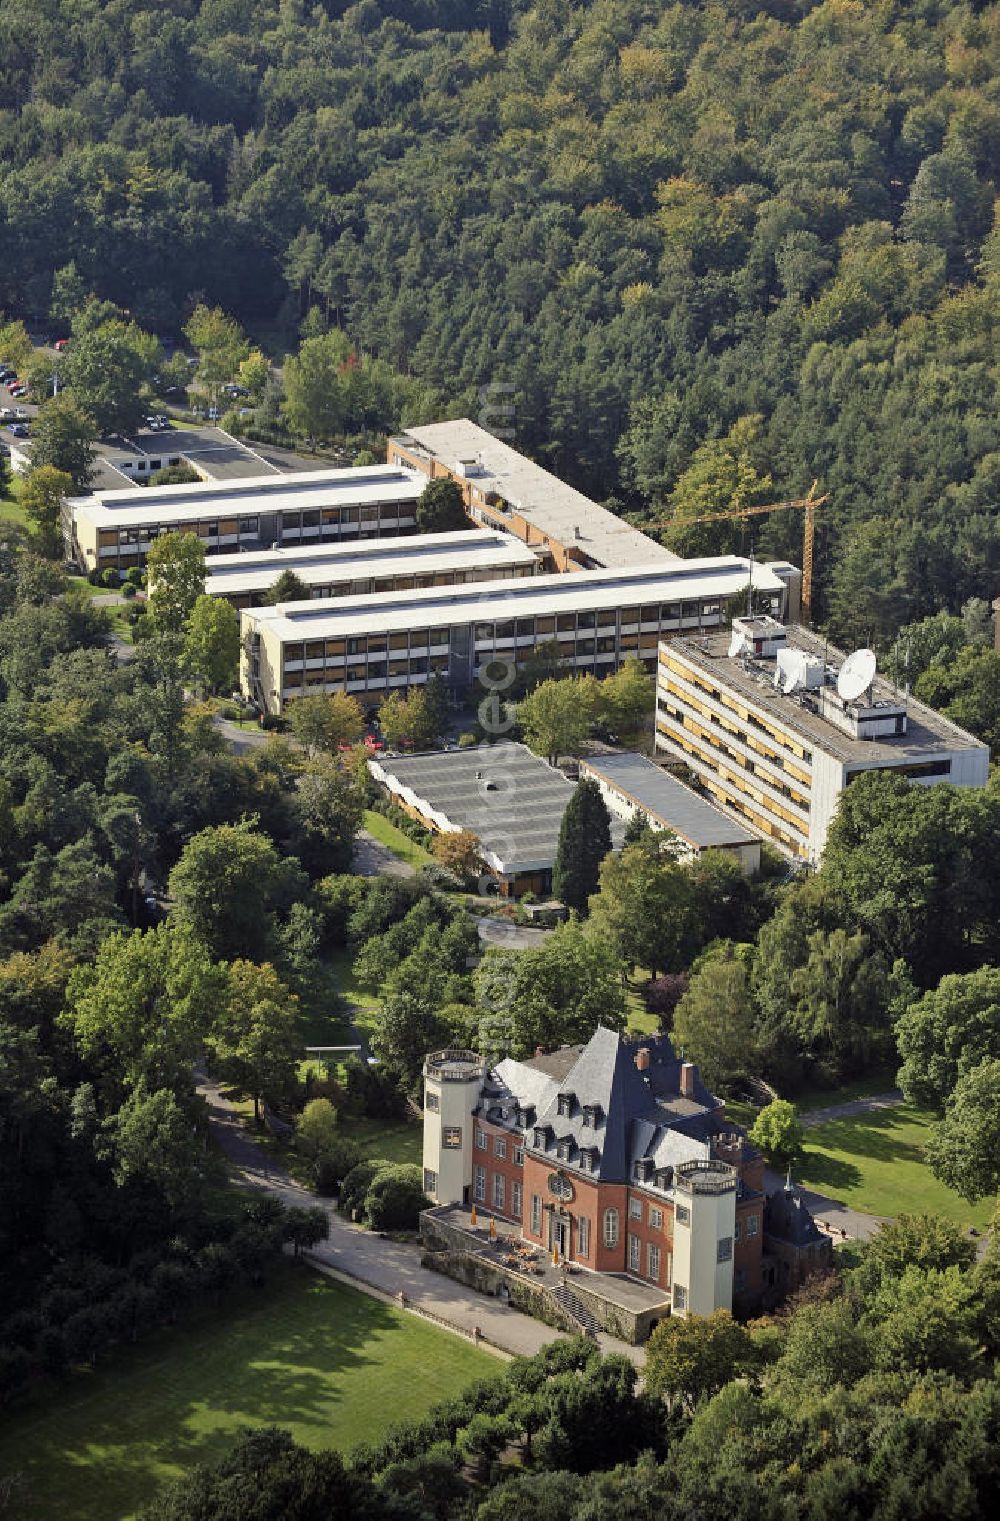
[679,1062,696,1099]
[634,1046,651,1073]
[573,525,582,540]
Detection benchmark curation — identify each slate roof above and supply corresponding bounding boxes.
[487,1027,726,1187]
[765,1182,828,1246]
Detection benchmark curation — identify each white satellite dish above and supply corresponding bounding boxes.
[728,630,750,659]
[837,648,877,703]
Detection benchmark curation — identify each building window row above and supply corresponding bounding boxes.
[659,653,812,766]
[657,692,810,812]
[655,719,809,844]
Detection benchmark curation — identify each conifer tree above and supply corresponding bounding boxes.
[552,778,612,913]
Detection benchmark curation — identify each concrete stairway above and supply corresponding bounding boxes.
[549,1280,599,1338]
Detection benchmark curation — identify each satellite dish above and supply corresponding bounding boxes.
[837,648,877,703]
[728,630,750,659]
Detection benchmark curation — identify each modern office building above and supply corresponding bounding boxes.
[64,465,425,575]
[389,418,682,573]
[204,529,541,608]
[421,1027,829,1333]
[654,615,990,861]
[240,557,789,715]
[578,752,761,872]
[368,742,625,897]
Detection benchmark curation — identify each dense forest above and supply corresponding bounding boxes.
[2,0,999,629]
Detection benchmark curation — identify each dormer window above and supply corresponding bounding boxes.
[533,1125,551,1150]
[655,1166,674,1190]
[556,1138,575,1163]
[557,1092,574,1118]
[635,1158,654,1182]
[581,1103,603,1128]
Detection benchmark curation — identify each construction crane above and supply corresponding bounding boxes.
[634,482,828,625]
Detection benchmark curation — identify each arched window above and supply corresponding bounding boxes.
[603,1207,619,1249]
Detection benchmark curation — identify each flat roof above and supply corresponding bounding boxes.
[204,529,538,596]
[244,557,784,642]
[665,625,989,765]
[87,425,283,477]
[580,752,757,849]
[369,742,625,874]
[69,465,424,530]
[395,419,681,571]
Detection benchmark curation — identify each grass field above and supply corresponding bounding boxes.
[796,1101,994,1229]
[362,809,433,868]
[339,1113,423,1166]
[0,484,27,529]
[0,1263,492,1521]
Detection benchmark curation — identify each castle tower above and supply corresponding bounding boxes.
[422,1048,487,1206]
[671,1159,737,1318]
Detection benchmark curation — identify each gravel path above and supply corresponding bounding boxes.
[799,1090,905,1130]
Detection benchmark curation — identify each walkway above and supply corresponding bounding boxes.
[197,1073,642,1365]
[763,1168,890,1244]
[799,1090,904,1130]
[351,829,416,879]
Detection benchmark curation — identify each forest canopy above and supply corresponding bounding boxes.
[1,0,999,632]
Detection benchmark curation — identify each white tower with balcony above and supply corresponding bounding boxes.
[670,1159,737,1318]
[422,1048,486,1205]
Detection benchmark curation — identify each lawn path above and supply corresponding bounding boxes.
[799,1090,904,1129]
[197,1071,642,1366]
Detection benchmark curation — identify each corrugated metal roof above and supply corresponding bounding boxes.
[368,742,625,874]
[580,751,757,849]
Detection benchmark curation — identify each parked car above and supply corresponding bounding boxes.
[53,338,70,351]
[0,408,15,423]
[206,407,221,421]
[9,384,26,397]
[9,423,30,437]
[6,381,20,394]
[14,407,28,419]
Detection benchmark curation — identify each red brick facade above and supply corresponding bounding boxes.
[472,1114,763,1299]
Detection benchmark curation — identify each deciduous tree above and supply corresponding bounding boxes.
[146,532,206,636]
[181,594,239,694]
[287,691,364,755]
[517,676,600,765]
[749,1099,803,1168]
[672,945,756,1091]
[212,959,301,1121]
[20,465,73,558]
[415,478,468,533]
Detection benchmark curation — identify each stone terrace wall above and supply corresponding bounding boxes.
[420,1208,668,1344]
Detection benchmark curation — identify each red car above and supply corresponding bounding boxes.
[53,338,69,351]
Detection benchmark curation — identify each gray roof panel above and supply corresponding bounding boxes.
[580,752,757,849]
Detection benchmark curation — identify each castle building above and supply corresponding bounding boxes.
[422,1026,828,1320]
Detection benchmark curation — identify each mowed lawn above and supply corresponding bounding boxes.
[362,809,433,868]
[0,1264,493,1521]
[796,1101,994,1230]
